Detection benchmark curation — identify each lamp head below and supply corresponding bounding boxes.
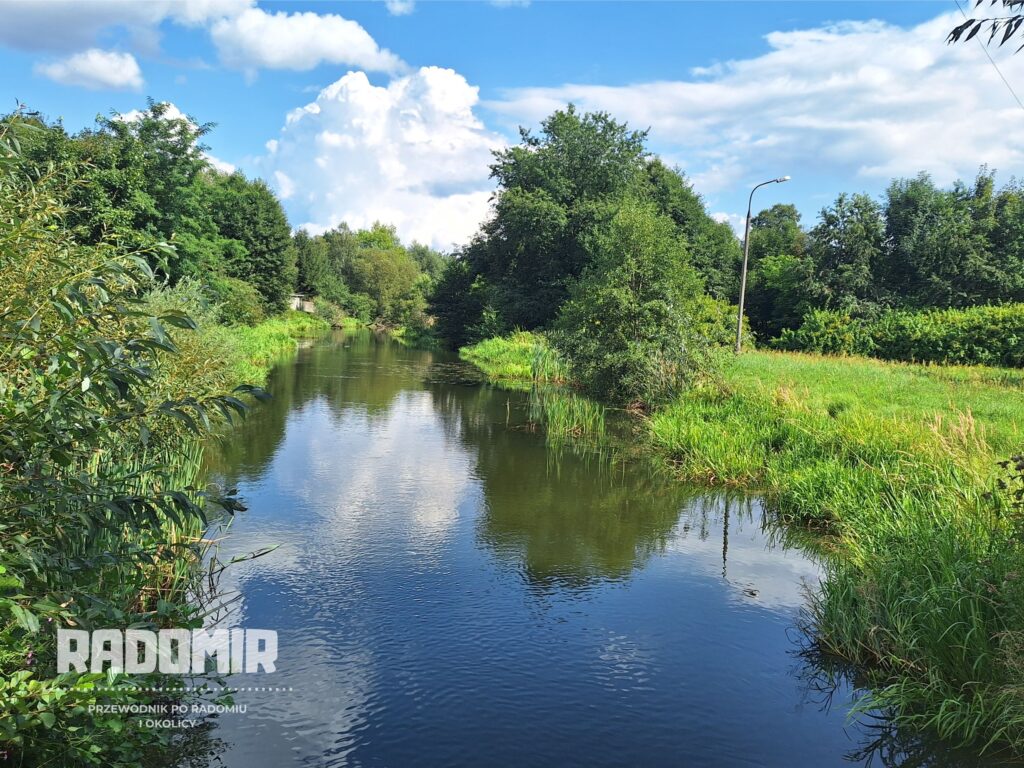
[776,175,791,183]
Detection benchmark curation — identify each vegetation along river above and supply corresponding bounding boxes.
[196,329,990,768]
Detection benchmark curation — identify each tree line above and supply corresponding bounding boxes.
[14,98,1024,401]
[745,171,1024,340]
[431,105,1024,385]
[8,101,446,331]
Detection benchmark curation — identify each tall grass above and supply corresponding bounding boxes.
[460,331,569,384]
[529,387,607,440]
[648,350,1024,755]
[217,310,330,384]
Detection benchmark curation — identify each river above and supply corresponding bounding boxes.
[195,329,986,768]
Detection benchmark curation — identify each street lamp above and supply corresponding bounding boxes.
[735,175,790,354]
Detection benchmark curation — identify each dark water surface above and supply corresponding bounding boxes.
[198,330,984,768]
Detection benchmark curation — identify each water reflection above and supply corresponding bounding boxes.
[194,330,999,768]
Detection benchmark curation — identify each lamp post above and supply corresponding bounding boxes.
[735,175,790,354]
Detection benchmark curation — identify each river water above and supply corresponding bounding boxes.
[196,329,985,768]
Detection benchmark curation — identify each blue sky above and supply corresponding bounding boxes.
[1,0,1019,248]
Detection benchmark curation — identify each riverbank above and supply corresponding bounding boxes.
[218,311,332,384]
[0,306,329,766]
[459,332,1024,757]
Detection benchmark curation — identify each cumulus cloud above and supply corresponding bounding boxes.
[209,7,404,75]
[260,66,505,250]
[487,13,1024,196]
[35,49,143,91]
[3,0,399,84]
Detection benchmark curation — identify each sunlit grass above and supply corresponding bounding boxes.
[217,311,330,384]
[460,331,569,384]
[649,349,1024,754]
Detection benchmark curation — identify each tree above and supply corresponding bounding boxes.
[745,204,810,338]
[948,2,1024,49]
[346,244,424,324]
[12,102,225,280]
[430,257,486,347]
[208,173,297,312]
[806,193,886,315]
[881,170,1021,307]
[644,159,741,300]
[408,242,449,286]
[455,105,651,333]
[553,201,708,406]
[294,229,331,296]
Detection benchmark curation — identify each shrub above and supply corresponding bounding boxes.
[870,304,1024,367]
[775,309,875,356]
[0,120,247,766]
[206,274,266,326]
[690,295,754,349]
[553,200,714,406]
[313,296,349,327]
[776,304,1024,367]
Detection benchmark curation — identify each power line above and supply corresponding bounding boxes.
[954,0,1024,114]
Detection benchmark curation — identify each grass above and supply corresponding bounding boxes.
[529,387,607,440]
[460,331,569,384]
[652,352,1024,754]
[217,310,331,385]
[460,335,1024,757]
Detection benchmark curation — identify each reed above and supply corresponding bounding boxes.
[460,331,569,384]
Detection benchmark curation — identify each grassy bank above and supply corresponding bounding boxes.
[460,331,569,384]
[218,310,331,384]
[460,332,1024,756]
[0,302,327,766]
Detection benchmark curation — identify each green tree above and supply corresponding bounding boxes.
[806,192,886,314]
[208,173,297,311]
[644,159,741,300]
[882,171,1021,307]
[459,105,651,332]
[294,229,331,295]
[745,204,810,338]
[553,201,709,405]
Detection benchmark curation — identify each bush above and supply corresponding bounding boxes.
[870,304,1024,367]
[553,200,714,406]
[776,304,1024,367]
[313,296,349,327]
[775,309,875,356]
[0,120,248,766]
[690,295,754,349]
[206,274,266,326]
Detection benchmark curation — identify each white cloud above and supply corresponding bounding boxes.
[3,1,399,85]
[273,170,295,199]
[206,153,236,174]
[487,12,1024,196]
[261,66,505,250]
[209,7,404,75]
[385,0,415,16]
[0,0,251,51]
[35,49,143,91]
